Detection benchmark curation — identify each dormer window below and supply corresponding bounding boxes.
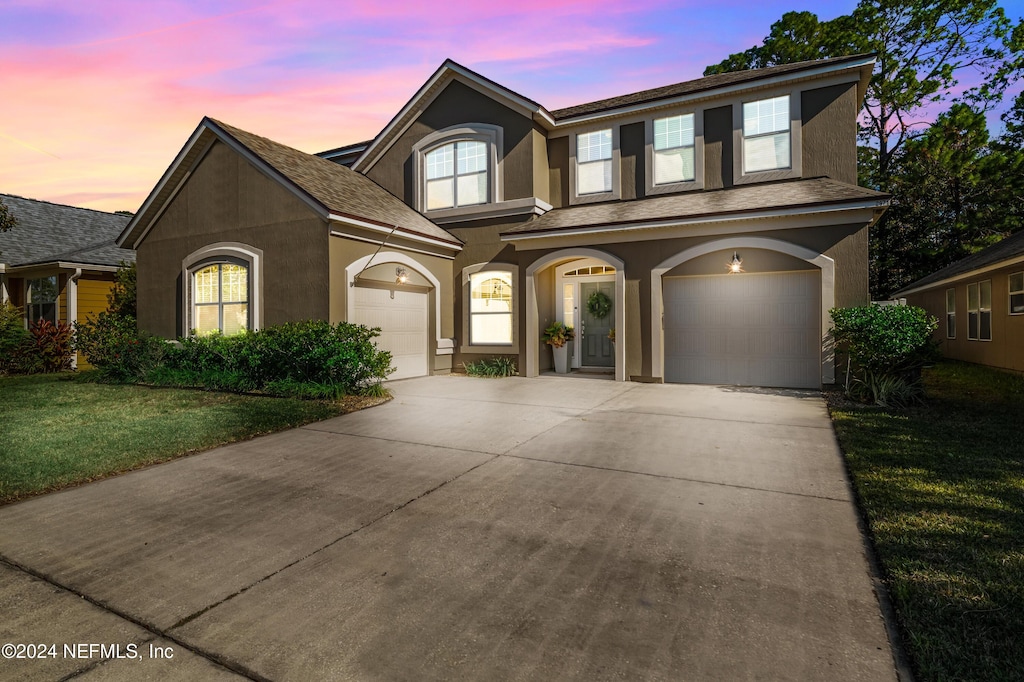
[742,95,791,173]
[425,140,489,210]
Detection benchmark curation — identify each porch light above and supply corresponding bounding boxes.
[395,267,409,284]
[728,252,743,274]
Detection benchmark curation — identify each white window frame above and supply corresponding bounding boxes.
[645,111,703,195]
[1009,272,1024,315]
[967,280,992,341]
[461,263,517,354]
[412,124,502,216]
[182,243,262,337]
[569,125,620,205]
[945,287,956,339]
[733,90,802,185]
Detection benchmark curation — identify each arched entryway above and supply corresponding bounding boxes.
[525,248,626,381]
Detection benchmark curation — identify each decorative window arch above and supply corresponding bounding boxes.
[182,243,263,336]
[412,124,503,213]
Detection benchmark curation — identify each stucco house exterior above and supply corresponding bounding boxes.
[0,194,135,367]
[118,54,890,389]
[896,230,1024,375]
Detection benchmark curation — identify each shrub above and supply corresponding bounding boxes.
[24,320,75,373]
[107,261,137,318]
[0,302,29,373]
[162,321,393,396]
[464,356,518,377]
[75,312,165,381]
[830,304,939,405]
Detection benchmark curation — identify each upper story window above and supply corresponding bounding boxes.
[743,95,791,173]
[412,124,502,215]
[425,140,489,210]
[26,276,58,325]
[576,129,613,195]
[733,91,801,185]
[1010,272,1024,315]
[653,114,695,185]
[193,261,249,336]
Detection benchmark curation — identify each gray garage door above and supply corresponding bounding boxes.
[663,271,821,389]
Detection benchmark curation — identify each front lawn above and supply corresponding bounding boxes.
[0,374,372,504]
[829,361,1024,681]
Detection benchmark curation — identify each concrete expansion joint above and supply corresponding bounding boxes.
[0,554,265,682]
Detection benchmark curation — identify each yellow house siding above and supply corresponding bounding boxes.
[74,275,115,368]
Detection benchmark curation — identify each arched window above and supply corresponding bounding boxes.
[425,140,488,209]
[412,124,502,213]
[182,243,261,337]
[191,260,249,336]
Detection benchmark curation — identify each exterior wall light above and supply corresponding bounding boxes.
[395,267,409,284]
[728,252,743,274]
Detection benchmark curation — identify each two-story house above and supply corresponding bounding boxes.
[117,54,889,389]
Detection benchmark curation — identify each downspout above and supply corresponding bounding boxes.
[0,263,7,304]
[68,268,82,369]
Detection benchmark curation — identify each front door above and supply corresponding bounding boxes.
[580,281,614,367]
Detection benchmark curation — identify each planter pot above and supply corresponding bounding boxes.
[552,344,569,373]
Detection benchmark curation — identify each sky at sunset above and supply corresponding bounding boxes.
[2,0,1022,213]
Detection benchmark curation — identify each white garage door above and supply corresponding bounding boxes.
[352,286,429,381]
[663,271,821,389]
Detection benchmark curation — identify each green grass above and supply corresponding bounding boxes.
[0,373,352,504]
[830,361,1024,681]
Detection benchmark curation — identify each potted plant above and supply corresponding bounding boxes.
[542,321,575,373]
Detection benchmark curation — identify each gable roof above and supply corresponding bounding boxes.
[896,230,1024,296]
[501,178,889,239]
[351,54,875,172]
[549,54,876,120]
[118,118,461,250]
[0,194,134,269]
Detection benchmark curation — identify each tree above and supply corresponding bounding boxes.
[107,261,137,319]
[873,104,1024,295]
[705,2,1021,188]
[0,197,16,233]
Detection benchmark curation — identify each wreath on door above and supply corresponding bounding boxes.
[586,290,612,320]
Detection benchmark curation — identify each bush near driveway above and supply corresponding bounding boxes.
[829,361,1024,681]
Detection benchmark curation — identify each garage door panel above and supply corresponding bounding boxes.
[663,271,820,389]
[353,287,428,381]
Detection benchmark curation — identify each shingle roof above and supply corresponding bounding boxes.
[501,178,889,237]
[550,54,874,120]
[0,194,134,268]
[208,119,461,246]
[896,230,1024,294]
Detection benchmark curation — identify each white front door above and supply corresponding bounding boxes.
[352,286,429,380]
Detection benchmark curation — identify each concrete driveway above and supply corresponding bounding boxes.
[0,376,897,681]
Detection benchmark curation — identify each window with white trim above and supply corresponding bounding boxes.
[576,129,613,195]
[469,270,513,345]
[26,276,58,325]
[425,140,489,210]
[945,288,956,339]
[192,261,249,336]
[967,281,992,341]
[742,95,791,173]
[1010,272,1024,315]
[653,114,695,185]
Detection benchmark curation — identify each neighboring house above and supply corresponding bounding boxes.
[896,230,1024,375]
[118,53,890,389]
[0,194,135,367]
